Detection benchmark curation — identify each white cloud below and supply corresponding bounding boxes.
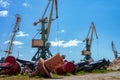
[0,10,8,17]
[63,39,81,47]
[22,3,30,7]
[4,40,9,44]
[50,39,82,48]
[0,0,10,8]
[18,46,22,48]
[13,41,24,45]
[16,31,29,37]
[61,29,65,33]
[4,40,24,45]
[50,40,64,47]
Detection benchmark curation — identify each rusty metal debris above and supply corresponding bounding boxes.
[55,61,75,74]
[16,58,35,71]
[28,53,64,78]
[0,56,21,75]
[74,58,110,72]
[74,61,89,72]
[107,59,120,71]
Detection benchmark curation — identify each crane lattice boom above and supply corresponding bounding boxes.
[6,14,21,57]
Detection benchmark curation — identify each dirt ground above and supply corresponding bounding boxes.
[44,71,120,80]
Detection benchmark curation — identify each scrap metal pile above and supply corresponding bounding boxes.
[0,54,110,77]
[107,59,120,71]
[74,58,110,72]
[108,41,120,71]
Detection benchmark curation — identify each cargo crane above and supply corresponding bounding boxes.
[5,14,21,57]
[82,22,98,62]
[111,41,120,59]
[32,0,58,61]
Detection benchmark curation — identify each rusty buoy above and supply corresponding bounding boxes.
[55,62,75,74]
[0,56,21,75]
[29,53,65,78]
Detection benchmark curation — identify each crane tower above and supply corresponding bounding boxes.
[82,22,98,62]
[5,14,21,57]
[32,0,58,61]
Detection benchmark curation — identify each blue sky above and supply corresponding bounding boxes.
[0,0,120,63]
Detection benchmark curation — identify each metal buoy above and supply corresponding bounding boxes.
[0,56,21,75]
[55,62,75,74]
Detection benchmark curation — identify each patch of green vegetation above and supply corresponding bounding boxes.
[72,69,115,75]
[52,73,59,77]
[52,72,72,77]
[0,75,8,78]
[52,74,63,79]
[65,73,72,76]
[92,69,114,74]
[0,74,43,80]
[75,71,89,75]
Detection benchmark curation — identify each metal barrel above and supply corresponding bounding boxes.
[55,61,75,74]
[0,56,21,75]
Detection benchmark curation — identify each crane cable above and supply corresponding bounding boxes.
[32,30,41,39]
[97,39,100,59]
[42,0,50,19]
[56,18,59,53]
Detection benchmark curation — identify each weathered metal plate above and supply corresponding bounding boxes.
[44,53,64,72]
[32,39,43,47]
[82,50,91,56]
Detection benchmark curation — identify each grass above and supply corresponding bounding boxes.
[91,69,114,73]
[65,73,73,76]
[0,69,115,80]
[73,71,89,75]
[0,74,43,80]
[72,69,114,75]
